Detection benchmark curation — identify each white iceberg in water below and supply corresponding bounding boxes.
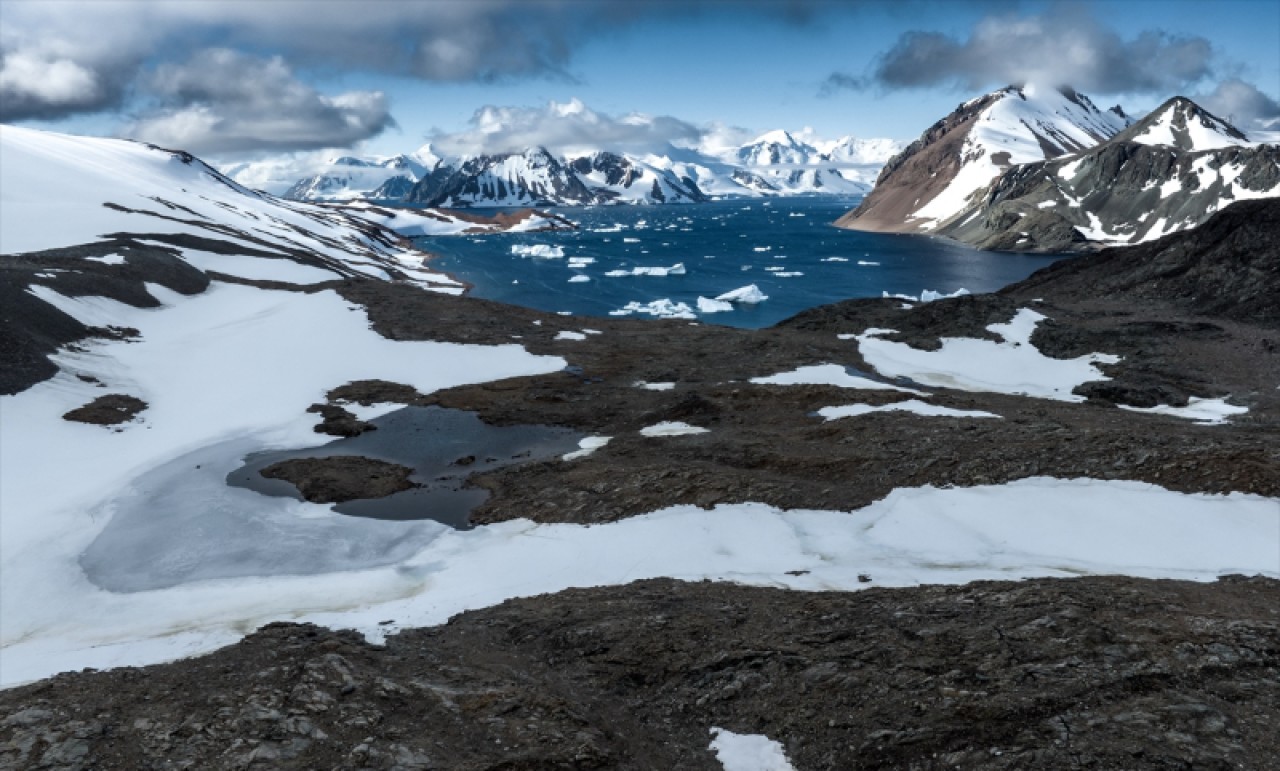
[715,284,769,304]
[697,296,735,313]
[604,263,686,277]
[610,298,697,319]
[510,244,565,259]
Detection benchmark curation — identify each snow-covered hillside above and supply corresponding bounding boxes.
[932,98,1280,252]
[839,84,1130,233]
[0,126,459,289]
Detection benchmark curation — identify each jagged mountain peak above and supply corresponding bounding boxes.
[839,83,1129,234]
[1114,97,1252,152]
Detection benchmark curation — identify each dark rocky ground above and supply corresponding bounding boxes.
[3,576,1278,770]
[2,201,1278,769]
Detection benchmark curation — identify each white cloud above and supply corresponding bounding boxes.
[1194,78,1280,131]
[431,98,702,157]
[825,5,1218,97]
[122,49,395,157]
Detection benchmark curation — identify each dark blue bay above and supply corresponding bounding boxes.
[416,198,1069,329]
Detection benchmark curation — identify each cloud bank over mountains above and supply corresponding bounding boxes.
[2,0,1276,155]
[823,5,1278,130]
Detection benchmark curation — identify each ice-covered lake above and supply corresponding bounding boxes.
[418,197,1069,327]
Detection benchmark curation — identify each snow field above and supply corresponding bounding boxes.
[710,729,796,771]
[855,308,1120,402]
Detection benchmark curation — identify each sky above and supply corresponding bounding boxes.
[3,0,1278,169]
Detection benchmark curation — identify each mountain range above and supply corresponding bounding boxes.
[252,129,902,207]
[837,84,1280,251]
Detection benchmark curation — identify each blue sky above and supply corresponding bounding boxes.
[4,0,1277,161]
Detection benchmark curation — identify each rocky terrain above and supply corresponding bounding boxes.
[4,197,1279,768]
[3,575,1278,770]
[2,125,1278,770]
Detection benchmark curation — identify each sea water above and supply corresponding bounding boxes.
[417,197,1069,328]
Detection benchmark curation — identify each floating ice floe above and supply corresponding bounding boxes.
[821,257,849,263]
[697,297,735,313]
[568,275,591,283]
[610,299,697,319]
[604,263,686,277]
[750,364,925,395]
[640,421,710,437]
[855,308,1121,402]
[857,260,880,266]
[567,257,595,268]
[1120,396,1249,425]
[562,436,612,461]
[710,728,796,771]
[817,400,1001,421]
[510,244,565,259]
[623,237,642,243]
[715,284,769,304]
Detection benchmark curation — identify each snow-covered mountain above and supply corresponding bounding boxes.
[405,147,596,207]
[568,151,707,203]
[282,145,440,202]
[838,84,1131,234]
[269,129,902,207]
[935,97,1280,252]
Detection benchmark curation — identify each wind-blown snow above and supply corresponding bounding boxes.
[750,364,925,395]
[710,729,796,771]
[562,436,612,461]
[1120,396,1249,425]
[857,309,1120,401]
[640,421,710,437]
[817,400,1000,420]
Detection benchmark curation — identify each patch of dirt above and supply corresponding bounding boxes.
[61,394,148,426]
[259,456,416,503]
[3,576,1277,770]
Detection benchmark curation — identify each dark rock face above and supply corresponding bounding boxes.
[942,142,1280,253]
[61,394,148,425]
[0,240,210,395]
[3,576,1277,770]
[366,175,416,200]
[835,91,1002,232]
[1005,198,1280,325]
[406,147,596,207]
[259,456,417,503]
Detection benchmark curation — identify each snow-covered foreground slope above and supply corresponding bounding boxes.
[0,125,468,289]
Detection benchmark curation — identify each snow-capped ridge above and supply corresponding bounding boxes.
[1114,97,1254,152]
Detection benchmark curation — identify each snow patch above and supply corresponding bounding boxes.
[640,421,710,437]
[818,400,1000,421]
[856,309,1120,402]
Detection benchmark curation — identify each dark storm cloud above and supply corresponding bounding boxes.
[0,0,861,125]
[124,50,395,156]
[823,6,1215,95]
